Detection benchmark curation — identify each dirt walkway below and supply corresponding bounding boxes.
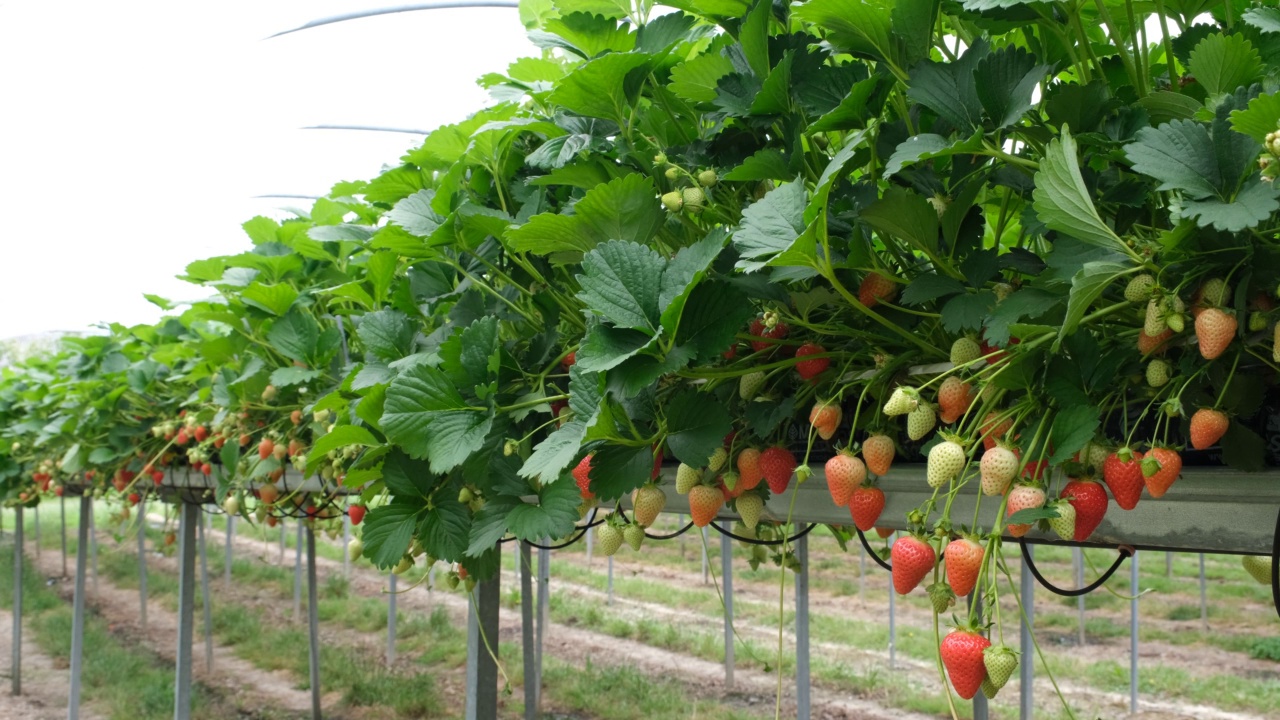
[0,607,105,720]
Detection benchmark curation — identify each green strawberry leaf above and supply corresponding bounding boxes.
[1048,405,1100,466]
[506,475,582,542]
[576,239,666,332]
[1034,129,1129,256]
[588,444,654,500]
[1187,33,1262,98]
[306,426,382,473]
[362,501,424,569]
[664,390,733,467]
[420,494,471,562]
[266,309,320,365]
[357,309,417,363]
[733,179,809,273]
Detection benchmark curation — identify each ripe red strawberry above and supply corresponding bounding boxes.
[688,484,724,527]
[848,484,884,531]
[824,451,864,505]
[858,271,897,307]
[875,527,894,539]
[794,343,829,381]
[175,429,189,446]
[1005,484,1046,537]
[1060,477,1108,541]
[194,426,209,442]
[736,448,764,491]
[890,535,936,594]
[348,505,366,525]
[747,317,788,352]
[759,446,797,494]
[632,484,666,526]
[572,455,595,501]
[1142,446,1182,498]
[936,377,974,424]
[945,536,984,597]
[561,351,576,371]
[239,433,251,447]
[127,492,140,506]
[941,629,991,699]
[1103,448,1145,510]
[1195,308,1237,360]
[1190,408,1229,450]
[213,435,226,449]
[979,412,1013,450]
[152,470,165,485]
[258,437,275,460]
[862,434,895,476]
[201,463,212,476]
[1137,328,1173,356]
[808,401,842,441]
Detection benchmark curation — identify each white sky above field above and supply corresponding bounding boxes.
[0,1,537,339]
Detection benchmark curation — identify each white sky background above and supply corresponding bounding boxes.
[0,1,538,339]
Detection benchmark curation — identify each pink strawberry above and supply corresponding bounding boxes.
[849,484,885,531]
[1103,448,1144,510]
[945,536,984,597]
[890,535,936,594]
[1189,408,1229,450]
[937,377,974,425]
[1195,308,1237,360]
[824,451,865,506]
[808,401,842,441]
[736,448,764,491]
[1005,484,1046,537]
[759,446,797,494]
[862,434,895,476]
[688,485,723,527]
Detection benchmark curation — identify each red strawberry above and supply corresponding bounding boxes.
[175,429,189,446]
[1005,484,1046,537]
[1189,408,1229,450]
[194,426,209,442]
[875,527,894,539]
[213,435,226,449]
[862,434,895,477]
[258,437,274,460]
[258,483,280,505]
[945,536,984,597]
[940,629,991,700]
[1103,448,1145,510]
[127,492,140,506]
[152,470,165,485]
[688,484,724,527]
[808,401,842,441]
[201,463,212,476]
[936,377,974,425]
[572,455,594,501]
[1195,308,1237,360]
[858,272,897,307]
[1060,477,1109,541]
[824,451,864,506]
[759,446,797,494]
[890,535,936,594]
[794,343,829,381]
[736,448,764,492]
[1142,446,1182,499]
[561,351,576,371]
[747,317,789,352]
[1021,459,1048,481]
[848,484,885,531]
[979,412,1013,450]
[348,505,366,525]
[1137,328,1173,356]
[722,344,738,360]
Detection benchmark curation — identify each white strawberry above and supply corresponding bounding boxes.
[739,371,765,400]
[1048,501,1076,541]
[907,403,937,441]
[883,387,919,416]
[597,522,623,556]
[736,493,764,530]
[979,445,1018,496]
[675,463,702,494]
[1144,297,1166,336]
[926,437,966,488]
[706,447,729,473]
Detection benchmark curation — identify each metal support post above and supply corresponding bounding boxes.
[536,541,549,701]
[293,521,303,620]
[1165,551,1172,577]
[60,496,67,577]
[858,541,866,603]
[679,514,686,558]
[279,521,286,564]
[12,506,23,696]
[138,498,148,630]
[721,532,734,688]
[306,524,322,720]
[795,533,810,720]
[1130,550,1139,714]
[606,555,613,605]
[387,572,398,664]
[970,590,987,720]
[1075,548,1085,645]
[224,515,234,592]
[32,505,39,561]
[89,507,97,597]
[585,524,593,569]
[1020,544,1034,720]
[342,513,351,580]
[521,542,537,719]
[68,496,90,720]
[465,574,500,720]
[198,513,213,671]
[701,527,709,584]
[174,502,199,720]
[1199,553,1208,629]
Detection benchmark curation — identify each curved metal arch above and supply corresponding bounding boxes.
[268,1,521,39]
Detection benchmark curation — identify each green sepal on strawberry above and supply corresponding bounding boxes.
[927,581,957,614]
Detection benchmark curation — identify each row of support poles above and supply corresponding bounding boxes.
[12,506,23,697]
[1075,548,1085,646]
[173,501,198,720]
[199,513,214,671]
[89,508,97,597]
[68,495,91,720]
[536,540,549,699]
[60,495,67,577]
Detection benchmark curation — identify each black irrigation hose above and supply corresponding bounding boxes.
[1271,504,1279,620]
[855,527,893,572]
[1018,538,1132,597]
[708,521,815,546]
[501,509,600,549]
[645,521,695,540]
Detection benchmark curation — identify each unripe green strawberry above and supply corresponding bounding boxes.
[682,187,705,211]
[675,463,702,494]
[907,403,937,441]
[653,152,667,165]
[1249,311,1268,332]
[736,493,764,530]
[632,484,666,526]
[950,337,981,366]
[883,387,919,416]
[1146,359,1170,388]
[992,282,1013,302]
[1200,277,1231,307]
[1167,312,1185,333]
[1124,274,1156,302]
[1274,322,1280,363]
[1242,555,1273,585]
[1048,500,1076,540]
[706,446,728,473]
[981,679,999,699]
[979,445,1018,496]
[623,523,645,551]
[597,522,623,556]
[698,169,718,187]
[1144,298,1166,336]
[927,581,956,614]
[984,645,1018,691]
[927,437,966,488]
[664,166,679,181]
[661,190,682,212]
[739,371,765,400]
